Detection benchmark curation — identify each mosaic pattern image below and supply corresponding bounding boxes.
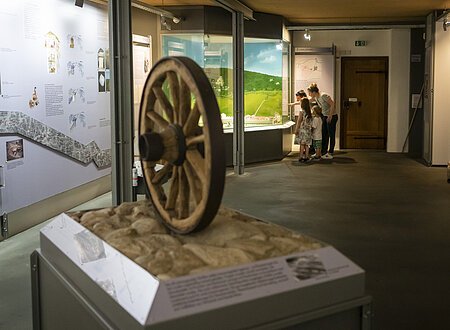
[0,111,111,168]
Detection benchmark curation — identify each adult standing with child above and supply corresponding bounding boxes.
[307,83,337,159]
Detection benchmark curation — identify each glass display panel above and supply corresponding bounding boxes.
[161,34,291,129]
[244,38,287,128]
[162,34,233,128]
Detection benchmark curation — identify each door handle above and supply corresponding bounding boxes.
[343,100,350,109]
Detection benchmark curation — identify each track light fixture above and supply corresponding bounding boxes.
[304,29,311,41]
[161,16,172,31]
[132,1,182,26]
[74,0,84,7]
[444,17,449,31]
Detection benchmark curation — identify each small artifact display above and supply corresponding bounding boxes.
[138,57,225,234]
[70,201,324,280]
[28,87,39,108]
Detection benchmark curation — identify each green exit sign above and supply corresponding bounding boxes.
[355,40,367,47]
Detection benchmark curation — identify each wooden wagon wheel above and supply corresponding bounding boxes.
[139,56,225,234]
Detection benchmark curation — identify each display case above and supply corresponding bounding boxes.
[31,206,372,329]
[157,7,295,165]
[161,35,291,130]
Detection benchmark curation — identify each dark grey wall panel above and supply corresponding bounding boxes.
[204,6,232,35]
[225,127,292,166]
[244,12,283,40]
[408,28,425,158]
[161,7,283,39]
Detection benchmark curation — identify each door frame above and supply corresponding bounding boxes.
[340,56,389,149]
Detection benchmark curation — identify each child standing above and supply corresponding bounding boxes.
[311,105,323,160]
[295,98,313,162]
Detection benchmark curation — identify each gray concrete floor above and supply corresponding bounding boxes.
[222,150,450,330]
[1,151,449,329]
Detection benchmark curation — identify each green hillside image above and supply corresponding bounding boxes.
[214,69,282,120]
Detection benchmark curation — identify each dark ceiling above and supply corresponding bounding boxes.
[141,0,449,25]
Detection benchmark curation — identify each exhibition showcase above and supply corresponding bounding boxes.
[2,1,371,328]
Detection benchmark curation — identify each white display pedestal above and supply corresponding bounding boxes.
[31,213,372,329]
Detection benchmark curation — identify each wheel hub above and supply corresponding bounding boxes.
[139,124,186,166]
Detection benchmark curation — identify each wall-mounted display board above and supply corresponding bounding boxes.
[132,34,151,151]
[294,47,335,116]
[0,0,111,214]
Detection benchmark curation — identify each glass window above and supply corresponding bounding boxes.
[244,38,289,128]
[161,34,291,129]
[161,34,233,128]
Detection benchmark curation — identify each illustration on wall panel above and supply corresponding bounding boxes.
[69,112,86,131]
[97,48,110,93]
[98,71,105,92]
[6,138,24,161]
[0,111,111,168]
[29,87,39,108]
[97,48,105,69]
[68,87,85,104]
[67,61,84,76]
[45,32,60,74]
[67,34,83,50]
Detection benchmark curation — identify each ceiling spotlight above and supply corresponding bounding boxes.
[74,0,84,7]
[172,16,181,24]
[161,16,172,31]
[444,18,449,31]
[304,29,311,41]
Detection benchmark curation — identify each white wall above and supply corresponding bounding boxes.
[293,29,411,152]
[432,22,450,165]
[0,0,111,213]
[388,29,411,152]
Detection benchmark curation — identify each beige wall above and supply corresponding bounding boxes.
[388,29,410,153]
[432,22,450,165]
[131,7,160,64]
[293,29,410,152]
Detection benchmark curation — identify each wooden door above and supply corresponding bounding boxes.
[341,57,388,149]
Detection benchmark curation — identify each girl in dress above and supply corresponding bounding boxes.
[295,98,313,162]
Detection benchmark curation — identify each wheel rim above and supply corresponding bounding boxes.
[139,56,225,234]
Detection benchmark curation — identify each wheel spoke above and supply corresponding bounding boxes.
[186,134,205,147]
[178,166,190,219]
[151,163,173,184]
[167,72,180,124]
[183,162,202,205]
[155,185,167,203]
[165,167,179,209]
[142,160,157,169]
[153,85,174,123]
[183,101,200,136]
[179,78,191,126]
[186,149,206,185]
[146,111,169,129]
